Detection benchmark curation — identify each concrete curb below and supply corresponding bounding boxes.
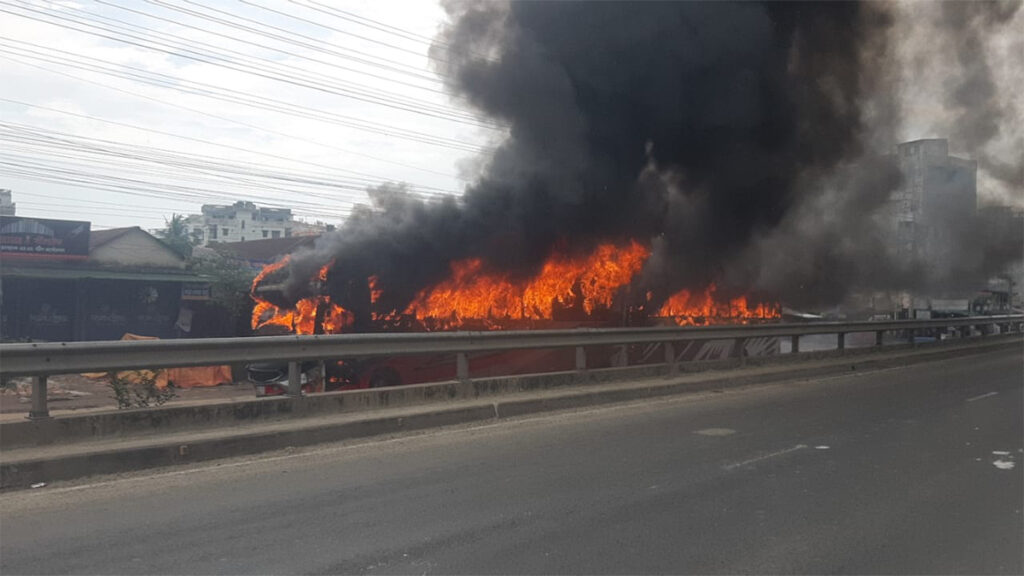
[1,405,498,489]
[1,337,1019,489]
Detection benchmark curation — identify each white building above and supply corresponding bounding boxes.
[0,189,15,216]
[889,139,977,271]
[182,201,327,246]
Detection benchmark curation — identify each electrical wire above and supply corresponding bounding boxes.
[0,1,500,129]
[0,43,490,154]
[0,100,463,195]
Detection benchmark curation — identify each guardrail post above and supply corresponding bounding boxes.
[575,346,586,372]
[875,330,884,347]
[664,342,678,376]
[27,375,49,420]
[735,338,747,365]
[837,332,846,351]
[287,361,301,396]
[907,328,915,346]
[790,335,800,354]
[456,352,469,382]
[612,345,628,368]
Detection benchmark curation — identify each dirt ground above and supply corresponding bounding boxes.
[0,373,256,419]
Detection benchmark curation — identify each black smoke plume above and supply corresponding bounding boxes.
[277,1,1019,323]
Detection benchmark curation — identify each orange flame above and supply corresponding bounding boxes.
[252,255,290,289]
[404,241,649,325]
[658,283,780,325]
[251,261,353,335]
[250,240,779,336]
[368,275,381,304]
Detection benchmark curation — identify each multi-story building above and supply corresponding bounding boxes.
[0,189,15,216]
[182,201,327,246]
[889,139,977,274]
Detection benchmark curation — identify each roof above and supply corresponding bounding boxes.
[89,226,139,249]
[1,266,205,283]
[209,235,318,263]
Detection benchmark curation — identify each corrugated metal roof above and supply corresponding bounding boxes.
[208,235,318,263]
[0,266,205,283]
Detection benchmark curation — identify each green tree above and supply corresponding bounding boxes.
[156,214,195,258]
[189,251,254,333]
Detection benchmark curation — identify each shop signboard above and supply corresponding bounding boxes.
[0,216,91,260]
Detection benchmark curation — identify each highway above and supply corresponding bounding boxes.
[1,346,1021,574]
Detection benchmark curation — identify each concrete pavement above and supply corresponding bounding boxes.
[1,345,1020,574]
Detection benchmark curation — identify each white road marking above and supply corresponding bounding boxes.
[815,445,830,450]
[993,460,1016,470]
[723,444,807,470]
[992,451,1011,456]
[966,391,999,402]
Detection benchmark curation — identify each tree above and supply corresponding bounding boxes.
[156,214,195,258]
[189,251,255,335]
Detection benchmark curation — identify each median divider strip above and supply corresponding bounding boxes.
[1,336,1019,489]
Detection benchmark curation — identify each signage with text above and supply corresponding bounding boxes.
[0,216,91,260]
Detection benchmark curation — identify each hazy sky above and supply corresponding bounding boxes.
[0,0,496,230]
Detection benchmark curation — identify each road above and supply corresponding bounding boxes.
[2,346,1021,575]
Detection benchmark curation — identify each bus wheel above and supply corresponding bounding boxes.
[369,367,401,388]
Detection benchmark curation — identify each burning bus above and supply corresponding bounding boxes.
[247,240,781,396]
[236,0,1020,397]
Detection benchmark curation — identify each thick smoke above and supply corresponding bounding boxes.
[280,1,1021,321]
[940,1,1023,189]
[729,0,1024,307]
[894,0,1023,199]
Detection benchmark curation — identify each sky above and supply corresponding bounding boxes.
[0,1,1020,233]
[0,0,498,231]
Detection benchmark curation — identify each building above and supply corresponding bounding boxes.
[0,189,15,216]
[182,201,327,246]
[1,217,208,341]
[890,138,977,275]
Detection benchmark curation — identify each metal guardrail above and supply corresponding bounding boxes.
[2,315,1021,419]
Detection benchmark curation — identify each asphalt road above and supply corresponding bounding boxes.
[2,346,1021,575]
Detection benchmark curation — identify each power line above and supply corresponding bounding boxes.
[1,52,469,178]
[1,165,359,221]
[0,121,452,219]
[0,1,497,227]
[0,111,462,194]
[236,0,452,66]
[0,99,462,196]
[291,0,500,65]
[0,138,429,214]
[295,0,440,46]
[105,0,447,89]
[0,43,490,155]
[0,1,500,129]
[176,0,439,66]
